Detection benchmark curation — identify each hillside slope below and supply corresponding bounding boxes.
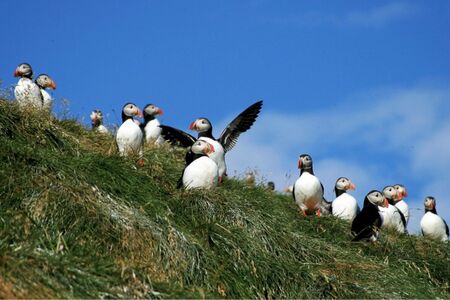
[0,100,449,298]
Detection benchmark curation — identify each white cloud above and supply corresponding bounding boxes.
[221,85,450,234]
[413,122,450,174]
[344,2,418,28]
[266,2,418,28]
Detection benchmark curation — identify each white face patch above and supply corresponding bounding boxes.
[90,111,103,121]
[335,177,349,190]
[195,118,211,132]
[383,186,397,200]
[191,140,208,154]
[123,104,138,117]
[144,105,158,116]
[368,191,384,206]
[424,197,435,210]
[300,155,312,169]
[18,63,32,76]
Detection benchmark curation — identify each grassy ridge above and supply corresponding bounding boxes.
[0,100,448,298]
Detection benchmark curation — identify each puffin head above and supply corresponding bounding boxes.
[394,184,408,200]
[143,103,163,117]
[297,154,313,170]
[14,63,33,78]
[90,109,104,126]
[335,177,356,192]
[424,196,436,210]
[122,102,142,118]
[35,74,57,90]
[366,190,389,208]
[191,140,215,155]
[189,118,211,132]
[382,185,399,204]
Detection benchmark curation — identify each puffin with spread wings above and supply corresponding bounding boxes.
[160,100,263,183]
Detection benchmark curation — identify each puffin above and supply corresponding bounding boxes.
[245,171,256,186]
[141,103,164,145]
[292,154,328,216]
[178,140,219,189]
[13,63,43,108]
[351,190,389,242]
[331,177,359,221]
[379,185,407,233]
[420,196,449,242]
[90,109,109,134]
[35,74,56,111]
[160,100,263,183]
[393,184,410,225]
[116,103,144,157]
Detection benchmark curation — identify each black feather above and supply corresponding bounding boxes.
[444,219,449,237]
[351,195,383,242]
[218,100,263,153]
[159,125,196,147]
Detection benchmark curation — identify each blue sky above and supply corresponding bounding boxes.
[1,0,449,234]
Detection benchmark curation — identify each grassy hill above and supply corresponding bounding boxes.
[0,99,448,298]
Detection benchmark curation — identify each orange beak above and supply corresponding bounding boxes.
[205,143,215,154]
[50,80,57,90]
[402,189,408,198]
[383,198,389,208]
[157,108,164,115]
[135,109,142,118]
[348,182,356,191]
[189,121,196,130]
[14,69,20,77]
[297,159,302,169]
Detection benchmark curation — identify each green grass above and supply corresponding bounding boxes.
[0,99,449,298]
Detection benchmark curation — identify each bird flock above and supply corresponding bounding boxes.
[12,63,449,243]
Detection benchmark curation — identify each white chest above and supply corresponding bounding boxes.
[116,119,143,156]
[15,78,42,107]
[420,212,448,242]
[96,125,109,134]
[198,137,226,175]
[332,193,358,221]
[379,204,405,233]
[395,200,409,224]
[183,156,219,189]
[40,89,53,111]
[144,119,163,143]
[293,172,323,209]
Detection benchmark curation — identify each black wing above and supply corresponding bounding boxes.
[177,152,193,189]
[159,125,196,147]
[218,100,263,153]
[396,207,407,229]
[444,219,449,237]
[351,226,374,242]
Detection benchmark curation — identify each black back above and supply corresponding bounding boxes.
[351,194,382,241]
